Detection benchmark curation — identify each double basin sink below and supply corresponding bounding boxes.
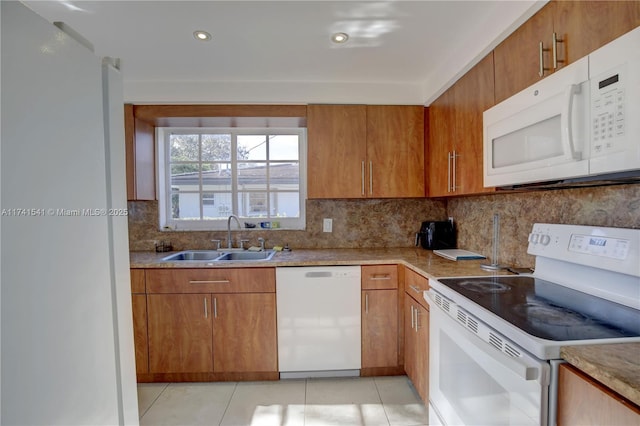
[162,250,276,262]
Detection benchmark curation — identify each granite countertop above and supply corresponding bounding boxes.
[130,247,503,280]
[561,344,640,407]
[130,247,640,404]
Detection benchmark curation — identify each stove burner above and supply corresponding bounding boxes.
[459,280,511,294]
[513,302,588,327]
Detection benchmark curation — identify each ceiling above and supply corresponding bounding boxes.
[23,0,545,105]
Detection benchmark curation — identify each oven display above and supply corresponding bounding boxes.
[568,234,629,259]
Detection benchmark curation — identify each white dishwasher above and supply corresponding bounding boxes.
[276,266,361,379]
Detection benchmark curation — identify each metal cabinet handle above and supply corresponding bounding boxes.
[361,161,365,196]
[189,280,230,284]
[204,297,208,318]
[447,152,452,192]
[365,293,369,314]
[415,308,421,331]
[452,150,458,192]
[552,32,563,70]
[410,305,415,329]
[213,297,218,318]
[370,274,391,281]
[369,160,373,195]
[409,284,421,294]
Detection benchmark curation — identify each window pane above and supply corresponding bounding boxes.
[202,134,232,161]
[270,135,299,160]
[170,134,199,161]
[202,163,231,191]
[238,162,267,191]
[171,164,200,192]
[237,192,268,218]
[171,191,200,220]
[270,192,300,218]
[238,135,267,160]
[270,163,299,191]
[210,193,233,218]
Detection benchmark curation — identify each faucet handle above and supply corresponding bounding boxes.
[211,239,221,250]
[239,239,250,250]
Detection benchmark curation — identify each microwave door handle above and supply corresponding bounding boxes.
[561,84,582,160]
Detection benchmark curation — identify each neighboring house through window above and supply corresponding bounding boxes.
[158,128,306,230]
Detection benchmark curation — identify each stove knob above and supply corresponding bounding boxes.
[540,234,551,246]
[529,233,540,244]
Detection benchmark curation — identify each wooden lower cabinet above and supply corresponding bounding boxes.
[404,292,429,403]
[213,293,277,373]
[139,267,278,382]
[557,363,640,425]
[362,289,398,369]
[147,293,214,374]
[131,294,149,374]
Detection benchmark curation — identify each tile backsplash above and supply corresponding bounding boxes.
[128,184,639,269]
[128,198,448,252]
[448,184,640,268]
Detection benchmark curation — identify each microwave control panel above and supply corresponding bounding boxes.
[591,68,625,154]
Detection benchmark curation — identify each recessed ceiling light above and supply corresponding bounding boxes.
[193,30,212,41]
[331,32,349,44]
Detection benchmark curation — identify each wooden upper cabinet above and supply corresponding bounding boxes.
[494,2,556,103]
[554,1,640,66]
[427,54,495,197]
[366,105,425,198]
[494,0,640,103]
[307,105,367,199]
[307,104,424,199]
[124,104,155,201]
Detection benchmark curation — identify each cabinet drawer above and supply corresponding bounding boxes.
[404,267,429,308]
[130,269,146,293]
[362,265,398,290]
[146,268,276,294]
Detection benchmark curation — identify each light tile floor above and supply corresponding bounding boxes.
[138,375,437,426]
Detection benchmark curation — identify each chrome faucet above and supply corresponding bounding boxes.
[226,215,242,249]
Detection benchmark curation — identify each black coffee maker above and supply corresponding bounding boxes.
[415,221,456,250]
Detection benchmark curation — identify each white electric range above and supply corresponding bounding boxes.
[425,223,640,426]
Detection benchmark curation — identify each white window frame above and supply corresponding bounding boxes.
[157,127,307,231]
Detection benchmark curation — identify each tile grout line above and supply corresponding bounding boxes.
[372,377,393,426]
[139,382,170,420]
[217,381,239,426]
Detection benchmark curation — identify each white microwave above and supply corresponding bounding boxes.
[484,26,640,188]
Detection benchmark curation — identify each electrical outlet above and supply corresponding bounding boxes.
[323,218,333,233]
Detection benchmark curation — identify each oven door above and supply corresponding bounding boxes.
[426,290,550,426]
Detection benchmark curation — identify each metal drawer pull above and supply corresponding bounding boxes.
[410,305,415,329]
[213,297,218,318]
[204,298,208,318]
[409,284,421,293]
[189,279,230,284]
[365,293,369,313]
[370,275,391,280]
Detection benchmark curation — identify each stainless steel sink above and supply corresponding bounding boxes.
[162,250,221,261]
[214,250,276,261]
[162,250,276,262]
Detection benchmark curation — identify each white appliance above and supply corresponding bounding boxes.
[484,26,640,188]
[276,266,361,378]
[425,223,640,426]
[1,2,138,424]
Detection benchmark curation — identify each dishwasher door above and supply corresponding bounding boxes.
[276,266,361,378]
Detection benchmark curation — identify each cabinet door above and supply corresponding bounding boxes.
[367,105,425,198]
[213,293,277,373]
[131,294,148,375]
[427,89,454,197]
[124,104,155,201]
[404,294,417,382]
[494,2,555,103]
[307,104,367,199]
[404,293,429,403]
[362,289,398,368]
[147,294,213,373]
[557,363,640,425]
[453,53,495,195]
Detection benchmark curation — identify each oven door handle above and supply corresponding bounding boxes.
[425,289,546,383]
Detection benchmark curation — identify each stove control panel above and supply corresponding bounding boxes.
[528,223,639,277]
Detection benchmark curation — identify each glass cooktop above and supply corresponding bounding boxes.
[437,276,640,342]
